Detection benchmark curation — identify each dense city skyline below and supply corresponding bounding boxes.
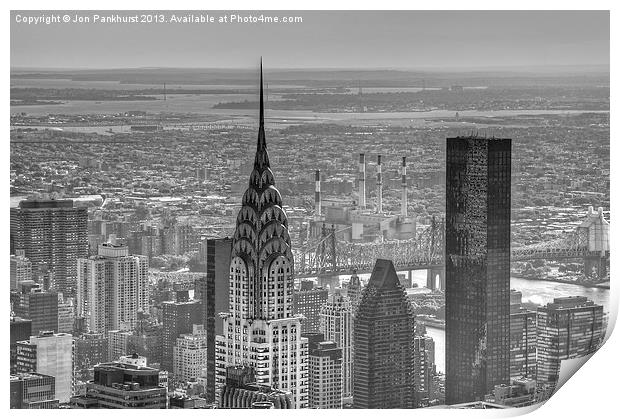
[9,9,611,411]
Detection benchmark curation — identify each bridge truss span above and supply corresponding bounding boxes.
[293,208,609,279]
[511,228,589,261]
[293,218,444,276]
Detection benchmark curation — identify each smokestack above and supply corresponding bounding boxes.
[358,153,366,209]
[401,157,407,217]
[376,155,383,213]
[315,170,321,218]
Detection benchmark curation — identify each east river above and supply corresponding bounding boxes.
[428,276,610,374]
[341,270,611,374]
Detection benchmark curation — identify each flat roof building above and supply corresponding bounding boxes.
[445,136,512,404]
[305,333,343,409]
[536,296,605,392]
[10,372,59,409]
[72,361,167,409]
[11,199,88,296]
[16,331,73,403]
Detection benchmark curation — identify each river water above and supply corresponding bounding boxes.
[428,275,610,374]
[339,270,610,374]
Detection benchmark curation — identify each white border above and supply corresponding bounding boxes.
[2,2,616,419]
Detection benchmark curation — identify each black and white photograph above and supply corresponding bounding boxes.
[6,3,615,414]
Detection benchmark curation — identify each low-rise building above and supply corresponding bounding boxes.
[10,373,59,409]
[70,361,167,409]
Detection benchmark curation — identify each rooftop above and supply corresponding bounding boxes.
[367,259,401,290]
[18,199,75,209]
[10,372,54,381]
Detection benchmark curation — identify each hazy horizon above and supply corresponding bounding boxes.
[10,64,610,73]
[11,10,609,70]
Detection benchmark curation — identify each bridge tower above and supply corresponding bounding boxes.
[426,267,445,291]
[317,224,339,290]
[580,206,610,278]
[319,223,328,271]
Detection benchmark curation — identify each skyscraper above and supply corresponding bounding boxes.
[161,299,201,373]
[74,332,108,382]
[10,316,32,374]
[13,289,59,336]
[319,289,353,401]
[414,335,435,406]
[293,280,329,333]
[11,199,88,296]
[107,329,133,362]
[57,293,75,334]
[215,62,308,408]
[127,313,163,368]
[445,136,511,404]
[305,333,343,409]
[194,238,232,402]
[536,296,605,391]
[198,238,233,336]
[77,243,149,334]
[173,324,209,383]
[509,290,537,380]
[161,222,198,255]
[194,275,214,401]
[10,253,32,290]
[353,259,416,409]
[16,331,74,403]
[345,271,363,313]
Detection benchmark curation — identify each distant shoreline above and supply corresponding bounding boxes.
[510,273,610,289]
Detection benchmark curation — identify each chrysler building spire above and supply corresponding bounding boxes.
[216,61,308,408]
[255,57,270,170]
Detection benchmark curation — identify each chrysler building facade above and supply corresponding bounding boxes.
[215,62,309,408]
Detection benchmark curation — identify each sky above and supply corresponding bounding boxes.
[10,10,610,70]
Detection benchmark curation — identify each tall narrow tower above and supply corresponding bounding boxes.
[314,170,322,219]
[401,157,408,217]
[358,153,366,209]
[353,259,416,408]
[77,243,149,334]
[319,290,354,403]
[215,61,308,408]
[445,136,511,404]
[376,155,383,213]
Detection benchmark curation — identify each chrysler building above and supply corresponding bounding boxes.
[215,61,309,408]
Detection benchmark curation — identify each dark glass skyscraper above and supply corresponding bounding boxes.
[200,238,232,336]
[161,300,201,373]
[445,136,511,405]
[352,259,416,409]
[195,238,231,403]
